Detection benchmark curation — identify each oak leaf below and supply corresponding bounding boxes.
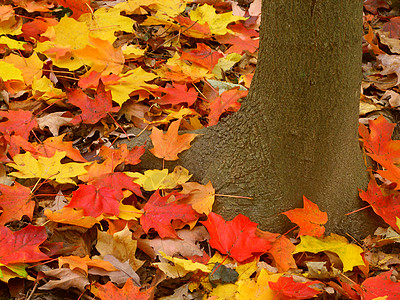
[150,119,198,160]
[201,212,272,262]
[141,190,200,238]
[282,196,327,237]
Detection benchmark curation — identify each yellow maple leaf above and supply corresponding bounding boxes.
[0,36,26,50]
[126,166,191,191]
[153,251,210,278]
[180,181,214,214]
[0,16,22,35]
[190,4,247,36]
[0,61,23,82]
[7,151,91,184]
[236,269,281,299]
[79,7,135,43]
[4,53,43,86]
[115,0,185,17]
[293,233,365,272]
[118,203,143,221]
[106,67,158,106]
[32,76,65,103]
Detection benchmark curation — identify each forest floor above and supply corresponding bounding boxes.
[1,0,400,299]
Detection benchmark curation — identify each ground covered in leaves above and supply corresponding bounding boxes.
[1,0,400,299]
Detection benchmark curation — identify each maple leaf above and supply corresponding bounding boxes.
[256,230,296,272]
[355,269,400,300]
[364,0,390,14]
[67,81,119,125]
[201,212,272,262]
[0,182,34,225]
[125,145,145,165]
[44,207,99,228]
[96,278,154,300]
[141,190,200,239]
[39,268,89,291]
[65,184,120,218]
[21,17,58,42]
[54,0,91,19]
[156,82,198,106]
[12,134,86,162]
[180,43,223,71]
[359,178,400,232]
[208,88,247,126]
[282,196,327,237]
[0,225,49,265]
[268,276,322,300]
[180,181,215,215]
[58,255,117,276]
[293,234,365,272]
[0,110,37,140]
[382,16,400,39]
[189,4,247,36]
[91,172,143,199]
[150,119,198,161]
[7,151,91,184]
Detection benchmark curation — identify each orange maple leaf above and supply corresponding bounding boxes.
[96,278,154,300]
[150,119,198,161]
[282,196,328,237]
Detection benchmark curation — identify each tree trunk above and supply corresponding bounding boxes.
[122,0,381,238]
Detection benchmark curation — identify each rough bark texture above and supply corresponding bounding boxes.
[120,0,382,238]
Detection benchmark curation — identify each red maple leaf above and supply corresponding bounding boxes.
[96,278,154,300]
[382,17,400,39]
[0,182,34,225]
[21,17,58,42]
[268,276,322,299]
[208,88,247,126]
[180,43,223,71]
[282,196,328,237]
[359,178,400,232]
[201,212,272,262]
[156,82,198,106]
[66,184,120,217]
[364,0,390,14]
[67,81,119,125]
[56,0,91,19]
[0,225,49,265]
[352,270,400,300]
[125,145,145,166]
[78,71,120,89]
[0,110,38,140]
[141,190,199,239]
[91,172,143,199]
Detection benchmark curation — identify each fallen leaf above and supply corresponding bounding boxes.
[39,268,89,291]
[58,255,117,276]
[0,110,37,139]
[0,225,49,265]
[141,190,199,238]
[96,278,154,300]
[180,181,215,215]
[268,276,322,300]
[0,182,34,225]
[282,196,328,237]
[150,119,198,161]
[202,212,272,262]
[293,234,365,272]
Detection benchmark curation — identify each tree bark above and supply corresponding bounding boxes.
[121,0,381,238]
